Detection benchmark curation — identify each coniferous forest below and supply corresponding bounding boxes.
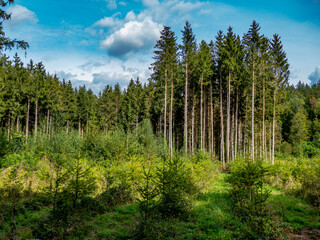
[0,1,320,239]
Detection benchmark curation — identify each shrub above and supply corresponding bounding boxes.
[228,160,277,239]
[155,155,197,218]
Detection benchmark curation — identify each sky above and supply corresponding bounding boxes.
[3,0,320,94]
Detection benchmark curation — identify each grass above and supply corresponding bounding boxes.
[1,171,319,239]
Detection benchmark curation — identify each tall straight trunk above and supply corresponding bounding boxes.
[66,121,69,133]
[252,63,255,161]
[184,61,188,153]
[235,89,239,158]
[203,92,206,151]
[231,107,235,161]
[164,67,167,145]
[46,109,50,135]
[226,69,231,161]
[169,71,174,156]
[272,89,276,165]
[26,98,30,139]
[86,113,89,135]
[200,73,203,150]
[269,122,272,162]
[262,76,266,160]
[7,112,10,139]
[34,98,38,138]
[78,118,81,137]
[238,121,242,157]
[210,84,214,153]
[192,98,195,153]
[16,116,19,132]
[220,77,225,167]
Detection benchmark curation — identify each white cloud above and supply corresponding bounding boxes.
[7,5,38,25]
[119,1,126,6]
[94,15,122,29]
[106,0,117,10]
[100,16,162,57]
[142,0,159,7]
[308,66,320,85]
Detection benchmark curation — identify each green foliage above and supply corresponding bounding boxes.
[155,155,197,218]
[228,160,277,239]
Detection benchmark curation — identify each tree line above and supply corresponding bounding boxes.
[1,20,320,162]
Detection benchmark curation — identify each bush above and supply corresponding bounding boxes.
[155,155,197,218]
[228,160,277,239]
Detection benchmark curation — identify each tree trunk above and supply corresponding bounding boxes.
[78,118,81,136]
[252,63,255,161]
[227,68,231,161]
[235,89,238,158]
[262,78,266,160]
[169,70,174,156]
[210,84,214,154]
[200,73,203,150]
[26,98,30,139]
[46,109,50,135]
[192,97,195,153]
[272,89,276,165]
[220,77,225,167]
[184,61,188,153]
[35,98,38,138]
[8,112,10,139]
[203,92,206,152]
[164,67,167,145]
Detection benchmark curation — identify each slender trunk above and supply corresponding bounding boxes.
[66,121,69,133]
[7,112,10,139]
[235,89,238,158]
[78,118,81,137]
[203,92,206,151]
[26,98,30,139]
[252,63,255,161]
[184,61,188,153]
[220,77,225,167]
[262,79,266,160]
[192,97,195,153]
[164,67,167,146]
[200,73,203,150]
[210,84,214,154]
[231,105,235,161]
[227,68,231,161]
[46,109,50,135]
[169,71,174,156]
[272,89,276,165]
[16,117,19,133]
[35,98,38,138]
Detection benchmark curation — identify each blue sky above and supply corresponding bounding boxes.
[4,0,320,93]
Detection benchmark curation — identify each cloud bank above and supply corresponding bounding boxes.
[7,5,38,26]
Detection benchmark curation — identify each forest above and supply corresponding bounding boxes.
[0,0,320,239]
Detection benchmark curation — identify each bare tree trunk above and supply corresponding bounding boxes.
[7,112,10,139]
[203,92,206,152]
[169,71,174,156]
[235,89,238,158]
[26,98,30,139]
[192,97,195,153]
[184,61,188,153]
[34,98,38,138]
[210,84,214,153]
[231,106,235,161]
[220,77,225,167]
[252,63,255,161]
[200,73,203,150]
[46,109,50,135]
[272,89,276,165]
[262,79,266,160]
[78,118,81,137]
[164,67,167,146]
[226,68,231,161]
[66,121,69,133]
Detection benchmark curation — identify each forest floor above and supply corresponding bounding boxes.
[81,173,320,239]
[2,172,320,239]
